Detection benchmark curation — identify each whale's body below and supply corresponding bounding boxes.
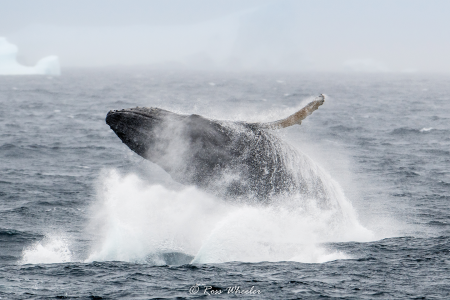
[106,95,329,202]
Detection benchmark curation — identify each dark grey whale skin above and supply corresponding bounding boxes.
[106,107,324,202]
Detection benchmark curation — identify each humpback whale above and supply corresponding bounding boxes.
[106,95,328,202]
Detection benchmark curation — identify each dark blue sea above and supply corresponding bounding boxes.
[1,70,449,299]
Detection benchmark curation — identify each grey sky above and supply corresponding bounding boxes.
[1,0,449,72]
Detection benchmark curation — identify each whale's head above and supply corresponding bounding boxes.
[106,107,178,158]
[106,107,235,185]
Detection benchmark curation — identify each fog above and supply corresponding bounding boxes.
[1,0,449,72]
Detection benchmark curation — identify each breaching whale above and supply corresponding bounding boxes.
[106,95,328,202]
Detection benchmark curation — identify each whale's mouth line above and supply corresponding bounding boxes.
[107,109,155,120]
[106,108,190,127]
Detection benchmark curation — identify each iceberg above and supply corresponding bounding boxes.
[0,37,60,75]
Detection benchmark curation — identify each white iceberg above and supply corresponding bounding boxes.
[0,37,60,75]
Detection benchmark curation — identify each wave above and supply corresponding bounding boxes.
[0,228,42,239]
[421,149,450,156]
[330,125,364,132]
[390,127,445,135]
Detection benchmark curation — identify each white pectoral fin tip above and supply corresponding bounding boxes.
[256,94,326,130]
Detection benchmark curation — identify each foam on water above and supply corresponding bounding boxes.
[84,168,373,265]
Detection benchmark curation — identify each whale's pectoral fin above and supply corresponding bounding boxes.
[255,94,325,130]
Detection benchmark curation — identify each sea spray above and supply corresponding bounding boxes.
[85,169,373,264]
[20,235,72,265]
[86,169,233,264]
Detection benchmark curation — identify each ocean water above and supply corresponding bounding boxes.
[0,70,449,299]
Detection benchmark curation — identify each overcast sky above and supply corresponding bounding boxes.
[1,0,449,72]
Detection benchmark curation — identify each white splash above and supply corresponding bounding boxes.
[0,37,60,76]
[85,170,233,264]
[420,127,433,132]
[85,169,373,265]
[20,236,71,265]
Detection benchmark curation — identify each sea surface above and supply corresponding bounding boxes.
[0,70,449,299]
